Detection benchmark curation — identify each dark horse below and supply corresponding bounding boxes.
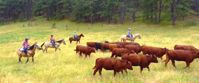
[17,42,42,63]
[69,33,84,44]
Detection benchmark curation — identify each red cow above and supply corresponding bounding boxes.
[174,45,198,51]
[141,45,167,59]
[93,58,132,76]
[111,48,135,57]
[122,54,158,73]
[75,45,95,57]
[125,45,141,54]
[165,50,199,68]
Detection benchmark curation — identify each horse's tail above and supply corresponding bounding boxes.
[41,42,45,48]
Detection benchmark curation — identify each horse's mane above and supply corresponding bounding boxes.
[29,44,35,50]
[56,39,64,43]
[79,33,84,36]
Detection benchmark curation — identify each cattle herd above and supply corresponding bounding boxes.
[74,41,199,76]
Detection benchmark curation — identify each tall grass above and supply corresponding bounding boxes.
[0,19,199,83]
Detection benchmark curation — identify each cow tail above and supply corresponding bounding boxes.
[93,66,96,69]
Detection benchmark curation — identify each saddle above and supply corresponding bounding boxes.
[50,43,56,47]
[126,35,133,39]
[19,48,29,54]
[19,48,24,52]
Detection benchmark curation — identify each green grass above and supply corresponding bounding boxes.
[0,19,199,83]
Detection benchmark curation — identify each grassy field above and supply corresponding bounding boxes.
[0,19,199,83]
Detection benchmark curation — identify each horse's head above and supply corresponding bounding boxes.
[35,43,43,50]
[62,39,66,45]
[31,42,42,50]
[29,42,41,50]
[57,39,66,45]
[135,33,141,39]
[80,33,84,37]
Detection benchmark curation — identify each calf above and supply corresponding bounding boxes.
[93,58,132,76]
[75,45,95,57]
[125,45,141,54]
[122,54,158,73]
[111,48,135,57]
[141,45,167,59]
[165,50,199,68]
[174,45,198,51]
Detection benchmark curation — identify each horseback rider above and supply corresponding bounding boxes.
[22,38,30,55]
[50,35,56,47]
[127,28,133,39]
[74,31,78,40]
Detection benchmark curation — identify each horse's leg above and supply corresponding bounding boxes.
[55,48,57,52]
[26,57,29,63]
[32,56,34,63]
[18,56,22,63]
[42,48,45,53]
[58,47,61,50]
[45,48,48,53]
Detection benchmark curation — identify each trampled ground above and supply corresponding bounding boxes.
[0,19,199,83]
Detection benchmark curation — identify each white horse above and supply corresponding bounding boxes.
[120,33,141,42]
[41,39,66,53]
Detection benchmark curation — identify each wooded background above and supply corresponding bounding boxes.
[0,0,198,25]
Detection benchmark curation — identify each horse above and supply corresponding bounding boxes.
[41,39,66,53]
[120,33,141,42]
[17,42,42,63]
[69,33,84,44]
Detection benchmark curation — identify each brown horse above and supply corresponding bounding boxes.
[17,42,42,63]
[69,33,84,44]
[41,39,66,53]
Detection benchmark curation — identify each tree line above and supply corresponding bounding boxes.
[0,0,198,25]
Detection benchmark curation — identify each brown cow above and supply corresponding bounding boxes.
[87,42,96,48]
[111,48,135,57]
[141,45,167,59]
[165,50,199,68]
[75,45,95,57]
[122,54,158,73]
[174,45,198,51]
[93,58,133,76]
[101,43,110,51]
[125,45,141,54]
[108,44,123,51]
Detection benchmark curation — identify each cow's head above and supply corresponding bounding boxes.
[195,51,199,58]
[163,48,169,54]
[123,60,133,70]
[147,54,158,63]
[89,47,96,53]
